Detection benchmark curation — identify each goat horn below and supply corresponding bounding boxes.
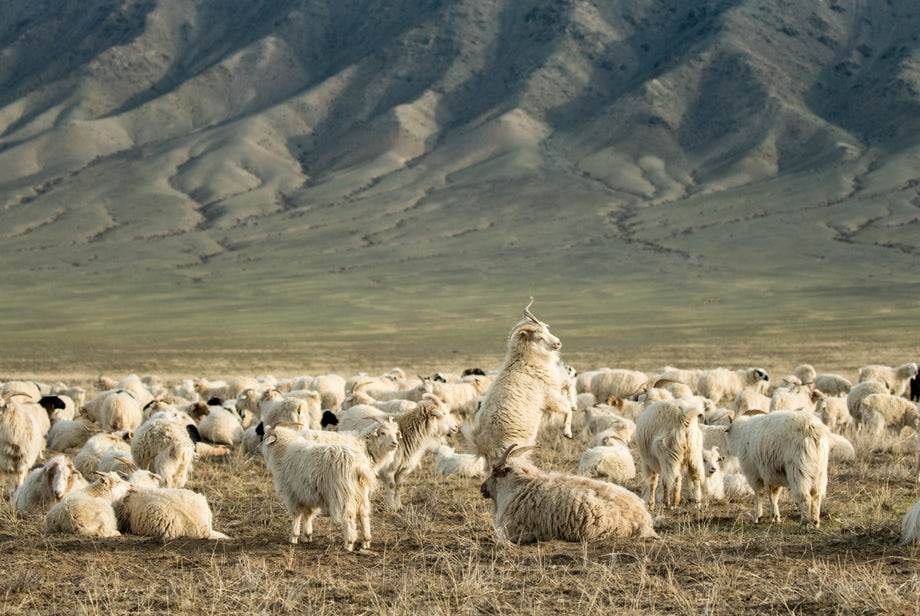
[523,297,540,323]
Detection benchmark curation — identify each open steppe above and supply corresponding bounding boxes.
[2,338,920,615]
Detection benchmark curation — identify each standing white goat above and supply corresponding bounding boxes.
[468,299,575,467]
[723,410,829,528]
[260,425,376,551]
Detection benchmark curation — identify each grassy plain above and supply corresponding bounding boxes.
[1,335,919,615]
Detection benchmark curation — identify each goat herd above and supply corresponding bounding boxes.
[2,300,920,551]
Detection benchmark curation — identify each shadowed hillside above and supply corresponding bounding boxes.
[0,0,918,362]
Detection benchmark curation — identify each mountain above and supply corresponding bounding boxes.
[0,0,918,361]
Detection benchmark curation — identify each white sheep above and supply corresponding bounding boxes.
[468,299,575,466]
[130,411,198,488]
[847,379,889,419]
[815,396,852,433]
[433,445,486,478]
[480,444,656,543]
[769,383,822,414]
[697,367,770,406]
[97,450,137,476]
[260,425,376,551]
[0,381,42,403]
[734,389,771,414]
[260,389,323,430]
[44,471,132,537]
[856,393,920,435]
[341,391,418,415]
[100,390,143,432]
[723,410,829,527]
[13,455,88,515]
[308,374,347,412]
[577,426,636,484]
[0,394,46,490]
[197,405,244,445]
[827,432,856,463]
[39,394,76,423]
[900,495,920,544]
[793,364,817,386]
[378,395,459,510]
[722,472,756,500]
[114,487,229,540]
[653,367,703,394]
[682,446,725,502]
[858,362,919,397]
[635,398,706,508]
[587,369,650,404]
[582,405,636,437]
[73,431,133,479]
[814,373,853,396]
[297,418,401,472]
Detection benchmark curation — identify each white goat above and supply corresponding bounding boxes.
[468,299,575,466]
[480,444,656,543]
[434,445,486,478]
[44,471,132,537]
[635,398,705,508]
[13,455,87,515]
[858,362,919,397]
[260,425,376,551]
[130,410,198,488]
[578,426,636,485]
[114,487,229,540]
[0,393,45,489]
[723,410,829,527]
[378,395,459,510]
[697,368,770,406]
[856,393,920,435]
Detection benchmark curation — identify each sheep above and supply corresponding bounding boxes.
[73,431,133,479]
[734,389,771,414]
[13,455,88,515]
[195,376,260,402]
[100,390,143,432]
[577,427,636,484]
[39,394,76,423]
[44,471,132,537]
[900,495,920,544]
[814,373,853,396]
[769,383,822,414]
[260,389,323,430]
[0,381,42,403]
[97,449,137,475]
[480,444,656,543]
[682,446,725,502]
[130,410,199,488]
[468,299,575,466]
[114,487,229,540]
[858,362,919,397]
[696,367,769,406]
[856,393,920,435]
[635,398,706,508]
[723,472,756,500]
[0,394,46,490]
[653,367,703,394]
[197,405,244,445]
[45,420,92,452]
[793,364,817,386]
[296,418,401,472]
[308,374,347,412]
[341,391,418,415]
[815,396,852,433]
[434,445,486,478]
[241,425,263,456]
[723,410,830,527]
[260,425,376,551]
[344,368,411,394]
[587,369,650,403]
[429,376,490,420]
[127,469,164,490]
[378,395,460,510]
[847,379,889,419]
[827,432,856,463]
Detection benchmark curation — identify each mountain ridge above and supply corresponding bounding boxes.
[0,0,918,356]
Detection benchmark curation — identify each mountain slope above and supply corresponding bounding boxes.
[0,0,918,356]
